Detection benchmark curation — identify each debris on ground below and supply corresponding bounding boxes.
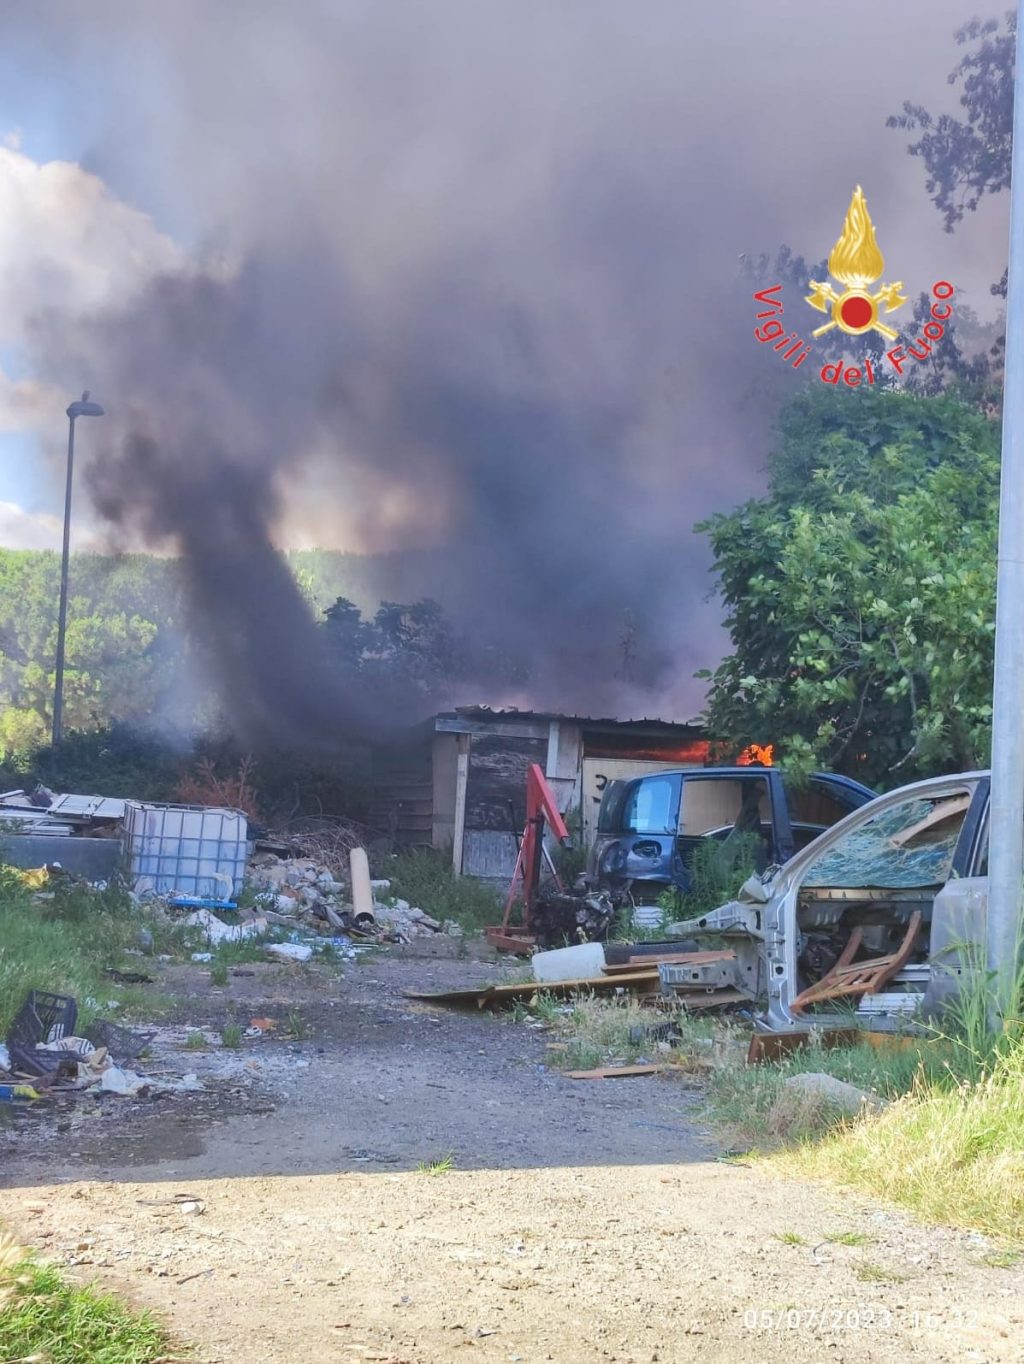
[245,848,457,943]
[183,908,265,944]
[265,942,314,963]
[532,941,606,983]
[3,989,202,1100]
[408,949,755,1012]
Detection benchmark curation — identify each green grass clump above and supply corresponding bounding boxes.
[0,1249,169,1362]
[375,849,499,933]
[528,994,714,1072]
[781,1041,1024,1243]
[220,1022,243,1048]
[657,831,763,925]
[706,1037,947,1145]
[417,1151,456,1175]
[0,869,191,1036]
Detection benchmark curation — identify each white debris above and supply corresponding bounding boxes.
[266,942,314,963]
[99,1065,203,1097]
[184,908,264,944]
[99,1066,147,1096]
[0,1043,9,1071]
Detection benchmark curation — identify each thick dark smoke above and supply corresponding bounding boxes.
[4,0,1006,738]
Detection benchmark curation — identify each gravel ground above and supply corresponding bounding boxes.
[1,950,1022,1362]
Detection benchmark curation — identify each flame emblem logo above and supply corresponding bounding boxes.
[805,187,907,340]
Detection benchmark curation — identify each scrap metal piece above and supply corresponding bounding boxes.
[789,910,923,1013]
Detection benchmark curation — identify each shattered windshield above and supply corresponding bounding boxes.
[802,791,973,889]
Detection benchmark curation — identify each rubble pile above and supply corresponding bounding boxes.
[244,855,463,943]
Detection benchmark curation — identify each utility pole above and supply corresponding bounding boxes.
[51,391,103,747]
[987,0,1024,1028]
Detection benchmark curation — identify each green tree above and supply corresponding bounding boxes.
[888,13,1014,239]
[697,388,999,787]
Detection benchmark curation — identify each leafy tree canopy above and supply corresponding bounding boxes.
[888,12,1014,240]
[697,387,999,788]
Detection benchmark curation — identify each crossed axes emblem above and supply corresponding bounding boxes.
[805,279,907,340]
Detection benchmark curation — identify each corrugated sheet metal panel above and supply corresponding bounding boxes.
[0,791,126,821]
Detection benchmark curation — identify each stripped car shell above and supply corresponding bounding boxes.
[669,772,990,1033]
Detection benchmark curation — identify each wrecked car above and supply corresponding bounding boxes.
[585,765,875,903]
[669,771,988,1033]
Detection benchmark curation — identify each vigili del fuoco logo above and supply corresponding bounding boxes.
[752,186,955,386]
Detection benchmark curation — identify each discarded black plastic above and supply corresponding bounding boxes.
[84,1019,155,1063]
[6,990,78,1077]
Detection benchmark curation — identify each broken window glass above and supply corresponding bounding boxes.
[802,791,974,889]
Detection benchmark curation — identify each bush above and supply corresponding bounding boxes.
[658,831,763,922]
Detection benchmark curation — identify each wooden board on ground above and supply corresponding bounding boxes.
[563,1064,666,1079]
[403,968,659,1010]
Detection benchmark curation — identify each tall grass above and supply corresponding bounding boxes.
[0,1238,169,1362]
[772,956,1024,1242]
[658,832,762,923]
[783,1040,1024,1241]
[0,869,193,1036]
[375,848,500,932]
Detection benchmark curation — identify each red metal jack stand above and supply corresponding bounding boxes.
[485,762,572,954]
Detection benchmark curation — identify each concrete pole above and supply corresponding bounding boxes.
[987,0,1024,1027]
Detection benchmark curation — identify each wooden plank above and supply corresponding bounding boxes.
[403,968,659,1010]
[563,1064,665,1079]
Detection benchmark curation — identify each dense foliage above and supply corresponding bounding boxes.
[698,388,999,787]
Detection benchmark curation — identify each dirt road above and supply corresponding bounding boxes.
[1,952,1021,1362]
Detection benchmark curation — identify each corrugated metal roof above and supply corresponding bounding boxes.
[0,791,126,822]
[444,705,704,729]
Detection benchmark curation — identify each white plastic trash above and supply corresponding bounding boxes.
[532,941,606,983]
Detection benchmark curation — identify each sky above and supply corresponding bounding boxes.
[0,1,1011,720]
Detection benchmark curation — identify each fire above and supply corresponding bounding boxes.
[827,186,884,290]
[737,743,774,766]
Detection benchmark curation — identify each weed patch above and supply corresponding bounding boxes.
[374,849,499,933]
[779,1049,1024,1243]
[0,1241,169,1363]
[417,1151,456,1175]
[0,870,193,1037]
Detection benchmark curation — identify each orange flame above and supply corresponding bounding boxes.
[737,743,774,766]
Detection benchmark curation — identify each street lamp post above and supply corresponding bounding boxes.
[987,1,1024,1027]
[51,391,104,748]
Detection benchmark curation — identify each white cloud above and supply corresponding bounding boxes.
[0,146,185,337]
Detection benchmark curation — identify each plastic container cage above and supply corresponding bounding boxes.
[124,801,248,898]
[6,990,78,1077]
